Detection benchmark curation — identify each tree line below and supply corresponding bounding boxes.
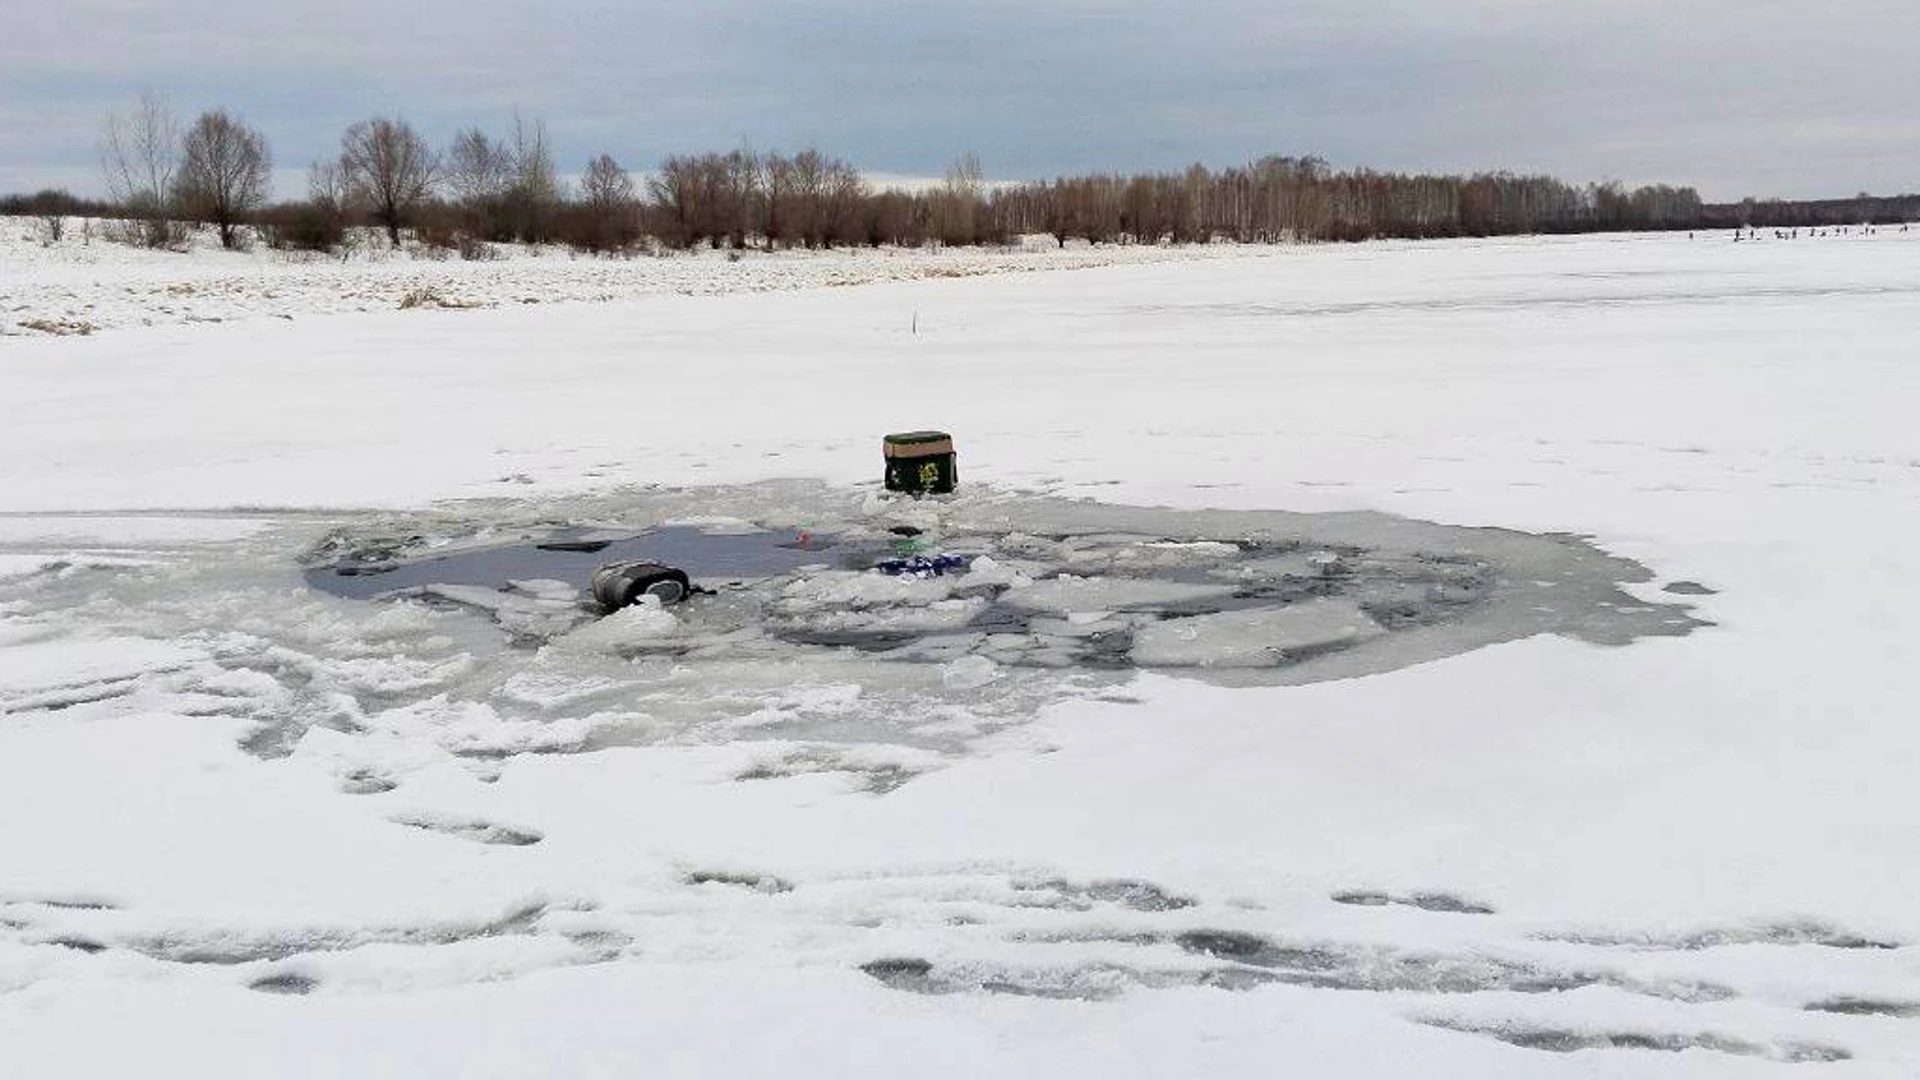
[1698,194,1920,229]
[993,160,1706,244]
[4,96,1912,255]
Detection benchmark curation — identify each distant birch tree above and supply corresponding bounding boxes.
[98,93,184,247]
[504,111,560,242]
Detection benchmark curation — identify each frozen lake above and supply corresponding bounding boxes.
[3,230,1919,1077]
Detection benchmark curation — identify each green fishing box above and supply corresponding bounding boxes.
[882,431,957,495]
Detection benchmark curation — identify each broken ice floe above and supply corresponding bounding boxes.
[1,482,1708,770]
[298,482,1706,687]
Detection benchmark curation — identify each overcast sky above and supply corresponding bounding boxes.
[5,0,1916,201]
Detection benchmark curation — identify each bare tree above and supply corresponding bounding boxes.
[938,151,985,244]
[504,110,560,242]
[174,109,272,249]
[337,117,440,246]
[307,159,346,214]
[579,153,635,210]
[305,159,348,249]
[648,154,705,248]
[24,191,71,244]
[757,152,792,250]
[945,152,984,199]
[823,157,867,245]
[99,93,183,247]
[260,160,348,253]
[444,127,512,235]
[446,128,511,205]
[720,147,759,248]
[787,149,826,247]
[569,153,639,252]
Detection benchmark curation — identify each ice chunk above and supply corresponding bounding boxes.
[780,597,987,636]
[958,555,1031,588]
[775,570,959,610]
[553,596,682,654]
[1130,599,1384,667]
[1026,615,1131,639]
[421,584,587,640]
[1146,540,1242,558]
[328,653,478,695]
[0,553,161,580]
[1110,540,1244,569]
[1002,576,1235,614]
[361,697,619,756]
[660,516,763,535]
[1307,550,1349,576]
[941,655,998,690]
[506,578,581,601]
[1211,551,1343,581]
[497,670,631,710]
[880,633,987,663]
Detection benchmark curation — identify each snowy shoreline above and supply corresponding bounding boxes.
[1,221,1279,336]
[14,218,1901,340]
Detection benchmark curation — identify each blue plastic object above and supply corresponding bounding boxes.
[876,553,972,578]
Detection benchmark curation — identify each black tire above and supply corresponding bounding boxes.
[623,571,689,607]
[592,561,691,613]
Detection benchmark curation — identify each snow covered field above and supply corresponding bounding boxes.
[2,229,1919,1077]
[0,220,1239,336]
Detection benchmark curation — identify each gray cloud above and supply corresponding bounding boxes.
[4,0,1916,200]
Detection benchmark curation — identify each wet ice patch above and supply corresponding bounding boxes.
[297,482,1705,687]
[390,812,544,847]
[248,971,319,995]
[120,900,554,966]
[1419,1018,1850,1063]
[1540,919,1901,952]
[337,769,398,795]
[1002,577,1234,614]
[307,523,852,600]
[1332,890,1497,915]
[1803,998,1920,1018]
[734,744,938,793]
[683,869,794,894]
[1131,600,1384,667]
[1167,928,1736,1001]
[857,925,1744,1006]
[2,482,1707,771]
[1034,878,1197,913]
